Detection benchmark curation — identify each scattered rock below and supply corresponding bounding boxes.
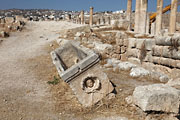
[75,32,83,37]
[150,71,170,83]
[118,62,137,71]
[0,31,9,38]
[57,39,69,45]
[133,84,180,114]
[125,96,133,105]
[130,67,150,77]
[93,42,113,52]
[74,36,81,41]
[107,93,116,100]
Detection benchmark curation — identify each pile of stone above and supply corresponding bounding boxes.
[0,16,26,37]
[104,58,169,82]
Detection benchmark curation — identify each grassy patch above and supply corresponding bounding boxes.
[47,76,60,85]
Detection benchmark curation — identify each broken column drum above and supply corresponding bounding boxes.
[51,41,114,107]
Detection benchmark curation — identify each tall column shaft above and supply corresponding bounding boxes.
[156,0,163,35]
[139,0,148,34]
[135,0,141,32]
[89,7,94,26]
[81,10,84,24]
[127,0,132,21]
[169,0,178,34]
[146,14,150,34]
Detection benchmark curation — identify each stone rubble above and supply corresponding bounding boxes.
[133,84,180,114]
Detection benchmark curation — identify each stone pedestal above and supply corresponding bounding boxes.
[89,7,94,26]
[156,0,163,35]
[169,0,178,34]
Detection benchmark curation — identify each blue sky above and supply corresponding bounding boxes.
[0,0,179,12]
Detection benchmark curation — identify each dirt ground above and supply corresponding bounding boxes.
[0,21,173,120]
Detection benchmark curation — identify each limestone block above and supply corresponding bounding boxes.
[51,41,114,107]
[127,48,139,58]
[152,46,163,57]
[15,15,24,21]
[145,39,155,51]
[5,17,14,23]
[128,38,136,48]
[121,53,128,61]
[124,39,129,47]
[133,84,180,113]
[120,46,126,54]
[93,42,113,52]
[115,45,121,54]
[130,67,150,77]
[128,57,141,65]
[150,71,170,83]
[118,61,137,71]
[152,56,161,64]
[116,31,127,40]
[69,64,114,107]
[155,36,180,46]
[136,39,145,49]
[116,38,124,46]
[153,46,180,60]
[144,51,153,62]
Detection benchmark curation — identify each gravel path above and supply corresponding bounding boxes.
[0,21,81,120]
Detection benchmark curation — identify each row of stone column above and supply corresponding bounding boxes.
[77,7,111,26]
[75,7,93,25]
[127,0,178,35]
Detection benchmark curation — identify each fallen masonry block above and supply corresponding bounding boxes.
[133,84,180,114]
[51,41,114,107]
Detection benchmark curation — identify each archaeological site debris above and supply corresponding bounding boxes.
[51,41,114,107]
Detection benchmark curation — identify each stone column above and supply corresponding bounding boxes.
[139,0,148,34]
[156,0,163,35]
[79,17,81,24]
[126,0,132,21]
[151,22,156,35]
[97,18,101,25]
[67,14,71,21]
[146,14,150,34]
[169,0,178,34]
[108,17,111,25]
[81,10,85,24]
[135,0,141,32]
[89,7,94,26]
[76,17,78,24]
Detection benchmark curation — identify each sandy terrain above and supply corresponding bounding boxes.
[0,21,82,120]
